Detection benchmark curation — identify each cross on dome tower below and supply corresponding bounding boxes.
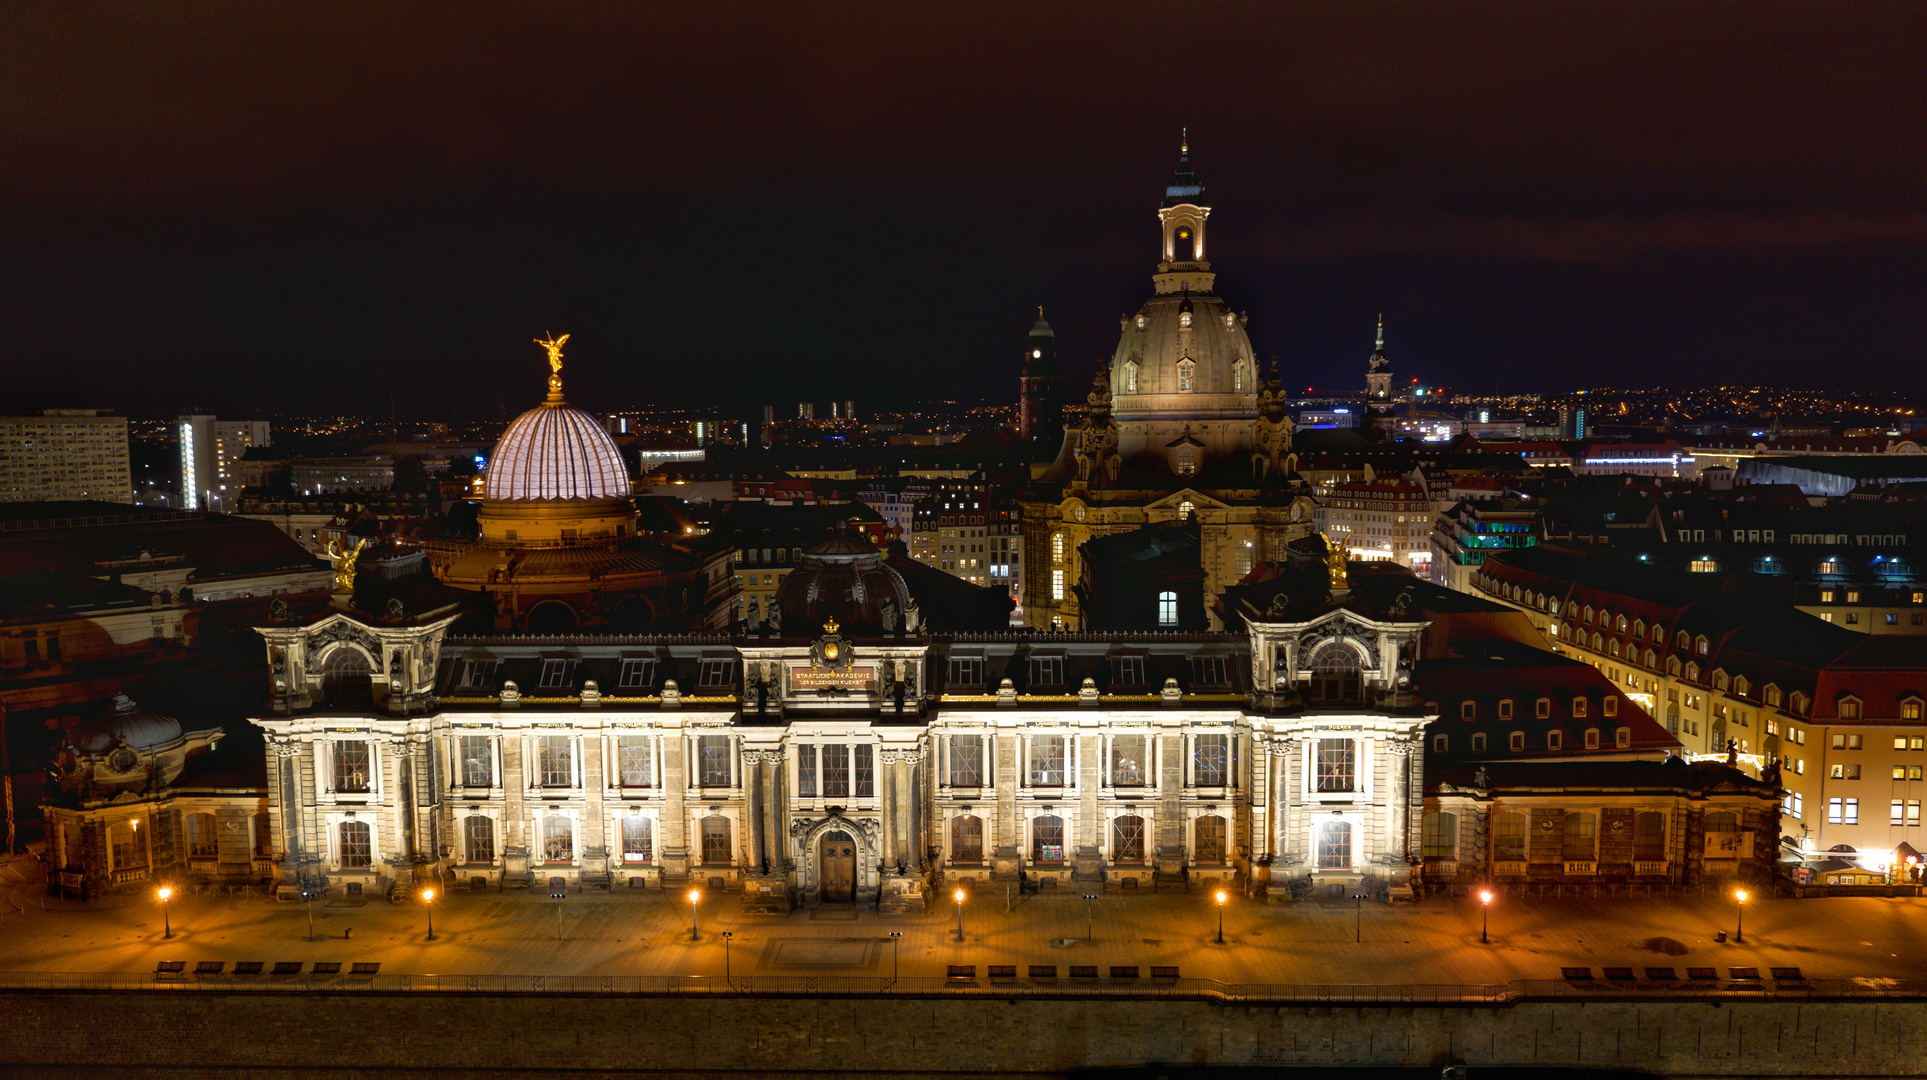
[1156,130,1212,294]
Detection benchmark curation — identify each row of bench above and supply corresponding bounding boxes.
[156,961,379,981]
[1562,965,1804,985]
[945,964,1180,983]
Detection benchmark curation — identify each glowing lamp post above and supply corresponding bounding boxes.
[887,930,903,984]
[953,888,966,943]
[422,889,436,941]
[1734,888,1748,943]
[721,930,733,985]
[1215,890,1228,944]
[689,888,702,941]
[1479,889,1493,944]
[158,886,174,939]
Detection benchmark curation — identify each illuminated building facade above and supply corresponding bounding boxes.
[0,410,133,504]
[1314,476,1437,575]
[1022,139,1317,630]
[177,415,270,511]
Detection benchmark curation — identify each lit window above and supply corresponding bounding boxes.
[1157,591,1178,626]
[1178,359,1195,391]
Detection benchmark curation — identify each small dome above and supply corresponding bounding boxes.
[485,402,630,502]
[775,530,912,635]
[71,695,183,755]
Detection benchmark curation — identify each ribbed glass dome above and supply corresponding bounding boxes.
[484,401,630,502]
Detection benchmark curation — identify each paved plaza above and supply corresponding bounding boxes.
[0,871,1921,990]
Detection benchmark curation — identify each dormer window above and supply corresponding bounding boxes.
[1603,696,1618,718]
[1498,699,1514,719]
[1548,731,1564,751]
[1584,729,1599,749]
[1536,698,1551,719]
[1572,697,1589,718]
[1178,359,1195,391]
[1135,314,1147,330]
[1179,310,1193,329]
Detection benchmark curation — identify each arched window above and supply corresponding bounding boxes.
[1608,639,1621,658]
[1124,360,1139,392]
[1685,662,1700,681]
[542,814,574,863]
[1562,812,1597,861]
[338,820,372,869]
[463,815,494,863]
[186,812,218,859]
[1652,625,1664,642]
[321,648,372,708]
[1421,811,1456,860]
[951,815,984,862]
[1644,648,1658,668]
[1157,591,1178,626]
[1633,811,1667,862]
[700,815,732,865]
[1031,815,1064,863]
[1733,676,1750,698]
[1591,631,1604,651]
[1667,656,1682,676]
[1309,641,1363,704]
[1677,631,1691,649]
[1696,635,1710,655]
[1232,359,1246,391]
[1317,819,1352,870]
[1764,685,1782,707]
[1051,533,1065,565]
[1615,614,1629,632]
[1493,812,1527,862]
[1194,815,1227,863]
[622,815,653,863]
[1112,815,1145,863]
[1177,358,1196,391]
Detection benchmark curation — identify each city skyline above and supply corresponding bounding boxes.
[3,4,1922,418]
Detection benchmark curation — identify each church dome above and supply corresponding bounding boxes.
[1108,290,1257,422]
[71,694,183,756]
[774,529,913,636]
[485,401,630,503]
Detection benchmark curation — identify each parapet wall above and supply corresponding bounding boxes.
[0,991,1917,1077]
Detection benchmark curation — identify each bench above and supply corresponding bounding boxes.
[1028,965,1058,980]
[1560,966,1595,984]
[1644,967,1677,982]
[945,965,976,980]
[987,965,1017,983]
[1068,965,1098,981]
[1771,967,1805,982]
[309,962,342,979]
[1685,967,1719,982]
[1109,966,1140,981]
[1602,967,1636,983]
[193,961,226,979]
[1728,967,1761,982]
[154,961,186,982]
[270,962,304,977]
[351,962,380,976]
[231,962,265,977]
[1150,966,1180,983]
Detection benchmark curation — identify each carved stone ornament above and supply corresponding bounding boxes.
[311,618,378,655]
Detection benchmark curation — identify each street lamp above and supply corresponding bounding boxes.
[303,888,316,942]
[422,888,436,941]
[721,930,733,985]
[1083,893,1099,942]
[1479,889,1493,944]
[1352,893,1367,943]
[689,888,702,941]
[1215,890,1227,944]
[158,886,173,939]
[953,888,966,943]
[1734,888,1748,943]
[887,930,903,985]
[551,887,567,942]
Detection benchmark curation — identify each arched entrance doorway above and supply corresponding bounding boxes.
[819,830,856,903]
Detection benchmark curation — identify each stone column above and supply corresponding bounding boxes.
[1074,732,1102,880]
[1155,730,1185,879]
[742,752,765,871]
[902,749,925,873]
[660,733,689,882]
[762,752,783,871]
[878,750,900,871]
[1276,735,1301,867]
[991,733,1020,880]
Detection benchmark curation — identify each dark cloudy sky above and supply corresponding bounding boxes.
[4,3,1922,418]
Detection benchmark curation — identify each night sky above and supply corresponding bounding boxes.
[4,3,1922,418]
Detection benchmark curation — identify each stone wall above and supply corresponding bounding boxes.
[0,991,1916,1077]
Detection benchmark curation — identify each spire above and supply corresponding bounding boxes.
[1162,129,1204,208]
[1376,313,1384,351]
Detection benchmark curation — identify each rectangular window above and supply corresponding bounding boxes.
[697,735,731,787]
[698,659,736,689]
[1110,734,1148,785]
[797,743,817,798]
[1562,813,1597,861]
[1157,591,1177,626]
[1471,733,1487,753]
[1191,655,1229,687]
[822,743,850,797]
[618,658,656,689]
[1894,800,1906,826]
[1421,812,1456,860]
[1028,735,1067,786]
[1844,798,1859,824]
[332,740,371,793]
[1509,731,1525,752]
[1051,569,1065,601]
[458,659,497,689]
[338,821,372,868]
[622,816,653,862]
[1032,816,1064,863]
[187,814,218,859]
[1315,738,1355,792]
[1572,697,1588,718]
[948,735,984,786]
[854,744,874,798]
[1110,655,1145,687]
[459,735,492,787]
[110,822,144,869]
[1633,812,1667,862]
[952,816,984,862]
[617,737,653,787]
[700,817,731,865]
[538,659,574,688]
[1030,656,1063,689]
[1194,733,1228,786]
[947,656,983,691]
[464,815,494,863]
[538,736,572,787]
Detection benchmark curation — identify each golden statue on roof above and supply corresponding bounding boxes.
[536,333,569,399]
[1320,531,1348,590]
[324,537,368,592]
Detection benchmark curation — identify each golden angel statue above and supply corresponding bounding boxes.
[535,333,569,375]
[1319,532,1348,590]
[324,537,368,592]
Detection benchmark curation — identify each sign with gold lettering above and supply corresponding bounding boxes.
[790,665,876,692]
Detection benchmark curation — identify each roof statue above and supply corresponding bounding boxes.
[325,537,368,592]
[1321,532,1348,590]
[536,332,569,400]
